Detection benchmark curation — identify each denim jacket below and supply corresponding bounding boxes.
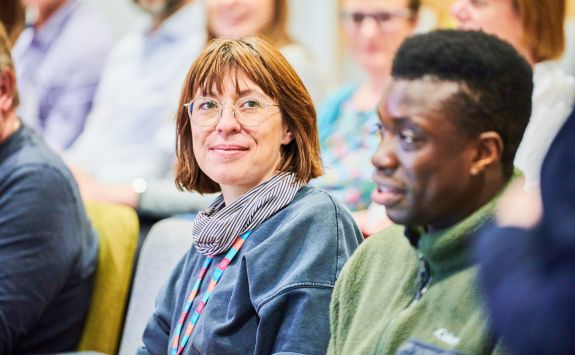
[139,186,363,354]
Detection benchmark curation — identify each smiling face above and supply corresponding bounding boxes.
[451,0,530,62]
[190,71,293,202]
[371,78,488,230]
[207,0,275,39]
[342,0,416,77]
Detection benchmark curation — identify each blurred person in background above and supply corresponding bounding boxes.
[312,0,420,236]
[12,0,115,150]
[206,0,327,106]
[64,0,207,215]
[452,0,575,189]
[0,0,26,45]
[0,23,97,353]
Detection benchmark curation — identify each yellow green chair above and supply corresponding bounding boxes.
[77,201,139,354]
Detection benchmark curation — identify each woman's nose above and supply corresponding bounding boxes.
[215,103,241,133]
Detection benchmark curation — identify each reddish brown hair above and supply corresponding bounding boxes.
[175,37,322,193]
[514,0,566,62]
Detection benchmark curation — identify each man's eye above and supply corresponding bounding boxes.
[374,122,386,138]
[399,128,418,145]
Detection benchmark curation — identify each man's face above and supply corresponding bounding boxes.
[371,78,483,230]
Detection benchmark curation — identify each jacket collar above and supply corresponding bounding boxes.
[404,174,519,274]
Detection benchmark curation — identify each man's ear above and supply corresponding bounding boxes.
[0,68,15,111]
[469,131,503,176]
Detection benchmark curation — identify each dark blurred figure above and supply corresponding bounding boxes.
[476,106,575,354]
[0,23,98,353]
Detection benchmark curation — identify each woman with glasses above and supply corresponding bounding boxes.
[312,0,419,235]
[137,37,363,355]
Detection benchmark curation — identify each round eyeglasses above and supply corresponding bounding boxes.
[341,9,414,32]
[184,96,280,127]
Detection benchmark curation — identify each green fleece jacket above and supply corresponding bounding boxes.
[328,196,509,355]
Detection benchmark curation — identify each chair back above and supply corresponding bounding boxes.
[77,201,139,354]
[118,217,194,354]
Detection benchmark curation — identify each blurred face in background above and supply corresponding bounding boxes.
[19,0,66,23]
[342,0,417,77]
[135,0,183,17]
[207,0,275,39]
[451,0,529,61]
[19,0,65,10]
[136,0,167,14]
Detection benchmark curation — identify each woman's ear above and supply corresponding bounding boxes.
[469,131,503,176]
[281,124,294,145]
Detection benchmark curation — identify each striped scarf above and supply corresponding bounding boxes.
[192,172,304,256]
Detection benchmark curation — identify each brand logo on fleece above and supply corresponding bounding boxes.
[433,328,461,346]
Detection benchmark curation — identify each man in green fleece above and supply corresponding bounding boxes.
[328,29,533,355]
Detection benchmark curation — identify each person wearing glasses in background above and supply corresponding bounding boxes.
[137,37,363,355]
[311,0,419,236]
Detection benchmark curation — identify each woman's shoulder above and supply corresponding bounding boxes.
[288,186,351,217]
[250,186,360,242]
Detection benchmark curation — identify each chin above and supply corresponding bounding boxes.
[385,209,413,227]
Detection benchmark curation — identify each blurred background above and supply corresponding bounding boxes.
[85,0,575,91]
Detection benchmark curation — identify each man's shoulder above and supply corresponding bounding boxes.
[0,130,74,193]
[340,224,414,280]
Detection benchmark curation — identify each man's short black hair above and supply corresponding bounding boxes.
[392,29,533,180]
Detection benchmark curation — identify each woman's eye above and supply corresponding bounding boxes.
[199,100,219,110]
[240,99,262,109]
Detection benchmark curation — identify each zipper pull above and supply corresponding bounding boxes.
[415,252,431,300]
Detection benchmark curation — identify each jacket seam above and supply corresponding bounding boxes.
[308,188,342,283]
[256,282,335,312]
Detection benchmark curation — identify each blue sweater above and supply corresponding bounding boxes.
[139,186,363,354]
[0,124,98,353]
[476,107,575,354]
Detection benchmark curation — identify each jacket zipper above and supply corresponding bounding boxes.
[415,251,431,300]
[373,250,432,353]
